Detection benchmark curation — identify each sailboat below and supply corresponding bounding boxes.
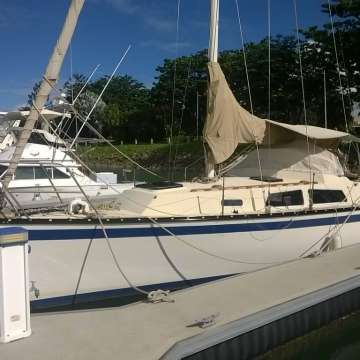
[3,0,360,310]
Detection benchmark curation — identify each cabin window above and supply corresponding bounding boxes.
[222,199,243,206]
[34,167,51,179]
[0,165,7,177]
[309,189,347,204]
[266,190,304,207]
[15,167,34,180]
[53,168,70,179]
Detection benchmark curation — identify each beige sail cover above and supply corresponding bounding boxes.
[227,140,344,179]
[203,62,352,165]
[204,62,266,164]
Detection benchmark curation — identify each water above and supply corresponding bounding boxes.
[260,311,360,360]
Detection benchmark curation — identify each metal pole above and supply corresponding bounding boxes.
[208,0,219,63]
[221,175,225,216]
[205,0,219,179]
[1,0,85,205]
[196,92,200,140]
[324,70,328,128]
[72,64,101,105]
[70,45,131,149]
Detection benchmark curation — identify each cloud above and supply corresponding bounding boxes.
[94,0,178,33]
[99,0,140,14]
[144,17,176,32]
[140,40,191,53]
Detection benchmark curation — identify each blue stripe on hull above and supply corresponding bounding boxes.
[28,213,360,241]
[30,273,235,310]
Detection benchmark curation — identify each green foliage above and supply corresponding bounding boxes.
[61,74,161,141]
[322,0,360,24]
[78,141,204,169]
[27,81,46,106]
[301,0,360,129]
[151,50,208,139]
[48,0,360,141]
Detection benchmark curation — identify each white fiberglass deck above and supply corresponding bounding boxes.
[1,244,360,360]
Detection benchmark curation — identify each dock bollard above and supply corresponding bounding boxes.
[0,228,31,343]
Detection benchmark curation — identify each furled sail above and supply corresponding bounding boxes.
[203,62,353,165]
[203,62,266,164]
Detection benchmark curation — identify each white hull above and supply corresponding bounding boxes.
[5,208,360,309]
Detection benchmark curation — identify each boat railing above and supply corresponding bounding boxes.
[184,156,204,181]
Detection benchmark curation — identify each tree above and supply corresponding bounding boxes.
[35,0,360,141]
[91,75,155,141]
[301,0,360,130]
[61,74,156,141]
[63,73,88,104]
[27,81,42,106]
[151,50,208,139]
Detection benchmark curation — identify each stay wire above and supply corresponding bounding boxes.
[41,72,164,180]
[338,32,354,116]
[293,0,312,186]
[172,58,192,177]
[68,169,149,301]
[168,0,182,180]
[327,0,349,132]
[234,0,264,182]
[268,0,271,121]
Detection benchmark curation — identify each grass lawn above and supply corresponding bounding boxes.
[77,141,204,169]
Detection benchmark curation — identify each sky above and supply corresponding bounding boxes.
[0,0,329,110]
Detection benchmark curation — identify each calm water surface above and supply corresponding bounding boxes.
[261,312,360,360]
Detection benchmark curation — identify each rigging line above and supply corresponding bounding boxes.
[266,0,272,189]
[299,202,360,258]
[28,122,209,220]
[48,112,162,189]
[70,42,74,104]
[327,0,349,132]
[72,228,95,305]
[234,0,264,183]
[36,78,164,181]
[42,65,162,182]
[56,118,74,142]
[148,217,288,265]
[168,0,182,180]
[293,0,312,186]
[72,110,165,179]
[42,63,100,140]
[70,45,131,149]
[338,32,354,112]
[172,58,192,176]
[68,168,149,298]
[72,64,101,105]
[268,0,271,121]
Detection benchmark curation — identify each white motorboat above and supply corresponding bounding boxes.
[0,111,133,210]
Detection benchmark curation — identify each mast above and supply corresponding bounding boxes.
[324,70,328,128]
[205,0,220,178]
[1,0,85,206]
[208,0,219,63]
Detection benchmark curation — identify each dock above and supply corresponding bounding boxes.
[1,244,360,359]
